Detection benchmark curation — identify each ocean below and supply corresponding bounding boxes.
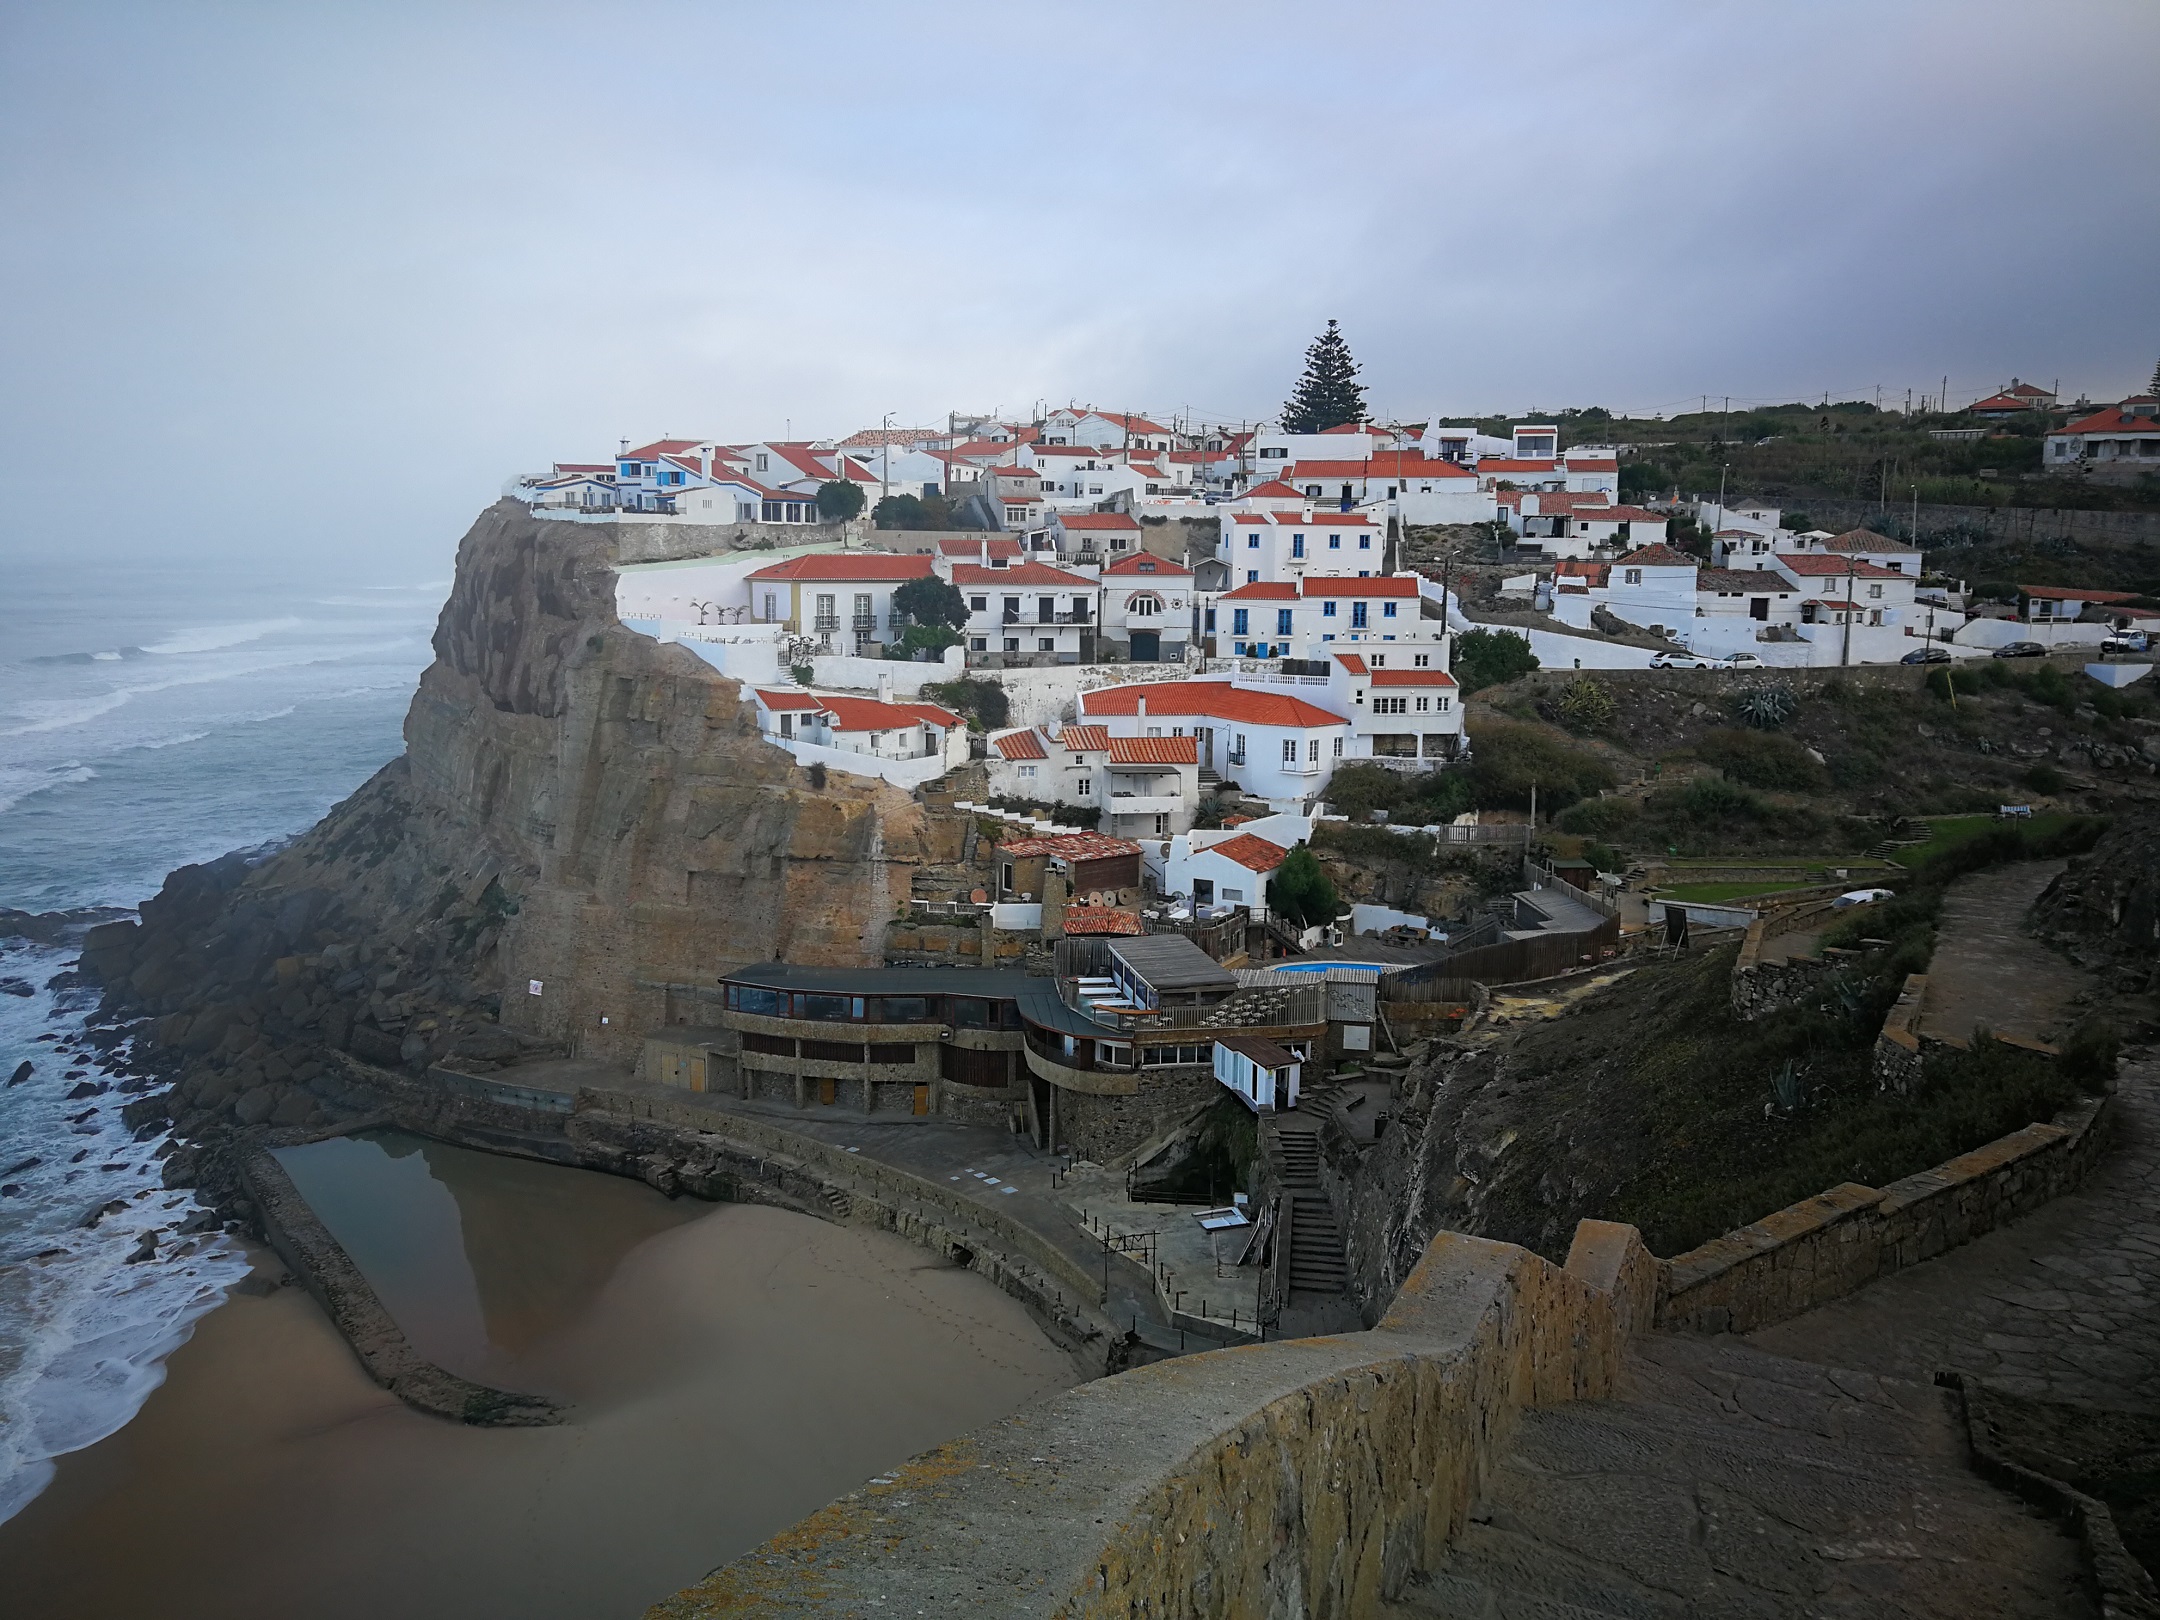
[0,542,445,1522]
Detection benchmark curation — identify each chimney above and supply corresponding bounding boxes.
[979,539,990,569]
[619,438,629,456]
[1136,694,1147,729]
[876,671,894,705]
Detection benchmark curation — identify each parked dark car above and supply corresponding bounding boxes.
[1991,641,2047,659]
[1900,647,1952,664]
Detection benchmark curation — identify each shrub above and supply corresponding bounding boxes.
[2060,1019,2120,1088]
[1466,716,1616,812]
[815,479,866,522]
[1270,846,1341,927]
[1695,728,1828,791]
[922,675,1009,730]
[1729,686,1797,729]
[1557,794,1639,836]
[894,575,970,631]
[2024,762,2066,795]
[1452,627,1540,693]
[1320,762,1473,826]
[790,663,816,685]
[1554,676,1616,733]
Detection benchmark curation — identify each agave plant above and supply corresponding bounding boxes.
[1732,685,1797,730]
[1556,676,1616,734]
[1771,1057,1804,1113]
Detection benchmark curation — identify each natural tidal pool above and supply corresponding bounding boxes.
[0,1130,1078,1620]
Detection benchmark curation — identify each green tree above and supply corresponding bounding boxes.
[1268,846,1340,927]
[884,625,961,660]
[873,493,927,529]
[1451,627,1540,693]
[1279,319,1368,433]
[815,480,866,522]
[893,574,969,631]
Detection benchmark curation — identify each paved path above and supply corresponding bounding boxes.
[1395,1333,2091,1618]
[1917,860,2088,1049]
[1750,1062,2160,1409]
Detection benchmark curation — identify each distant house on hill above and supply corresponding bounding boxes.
[1968,379,2056,418]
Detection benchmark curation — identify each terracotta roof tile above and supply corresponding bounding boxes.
[746,553,935,582]
[1081,680,1347,729]
[1107,736,1198,765]
[1208,833,1289,873]
[1061,906,1145,936]
[997,832,1143,859]
[991,728,1048,760]
[1058,724,1110,753]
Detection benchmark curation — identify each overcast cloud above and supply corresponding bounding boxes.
[2,0,2154,567]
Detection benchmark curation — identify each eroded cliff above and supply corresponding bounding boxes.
[82,501,960,1177]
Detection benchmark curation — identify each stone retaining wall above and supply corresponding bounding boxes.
[1657,1093,2112,1335]
[1873,971,1929,1092]
[239,1148,562,1426]
[647,1220,1659,1620]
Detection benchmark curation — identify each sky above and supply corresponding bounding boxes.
[2,0,2155,570]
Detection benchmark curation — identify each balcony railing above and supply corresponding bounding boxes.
[812,614,840,631]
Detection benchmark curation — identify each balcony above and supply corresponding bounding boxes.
[1105,794,1183,816]
[812,614,840,632]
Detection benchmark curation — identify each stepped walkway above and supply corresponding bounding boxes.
[1750,1062,2160,1409]
[1395,1334,2091,1618]
[1915,860,2089,1050]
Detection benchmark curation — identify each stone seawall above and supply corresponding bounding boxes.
[1657,1093,2112,1335]
[239,1147,562,1426]
[648,1220,1658,1620]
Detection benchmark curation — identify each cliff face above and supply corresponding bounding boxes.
[105,501,955,1078]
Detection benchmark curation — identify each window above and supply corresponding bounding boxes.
[1037,636,1054,651]
[1304,484,1321,498]
[1351,603,1367,628]
[1308,738,1320,762]
[970,636,985,651]
[1383,601,1397,617]
[1333,736,1343,756]
[1868,583,1883,599]
[1281,738,1298,763]
[1359,535,1371,549]
[1276,608,1293,635]
[1413,652,1429,666]
[1019,763,1037,779]
[1247,570,1260,584]
[755,453,769,472]
[1147,725,1162,737]
[1232,608,1250,635]
[1415,696,1429,713]
[1247,533,1260,548]
[970,595,987,611]
[1077,777,1092,795]
[1128,593,1162,616]
[1323,601,1337,617]
[1003,637,1019,652]
[1625,568,1642,584]
[1259,446,1287,459]
[762,590,777,621]
[1291,535,1304,558]
[1374,696,1408,715]
[1328,534,1341,550]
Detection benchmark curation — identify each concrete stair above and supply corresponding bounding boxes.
[1271,1120,1349,1297]
[1387,1333,2094,1620]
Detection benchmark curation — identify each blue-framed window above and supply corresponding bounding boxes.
[1291,535,1304,558]
[1322,600,1337,617]
[1232,608,1249,635]
[1351,603,1367,628]
[1359,534,1371,549]
[1247,533,1260,548]
[1328,534,1341,549]
[1383,601,1398,617]
[1275,608,1293,635]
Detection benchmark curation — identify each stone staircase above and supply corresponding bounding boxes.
[1388,1333,2093,1620]
[1271,1116,1349,1297]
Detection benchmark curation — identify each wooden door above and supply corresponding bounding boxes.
[913,1083,930,1116]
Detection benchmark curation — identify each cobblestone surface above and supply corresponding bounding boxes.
[1399,1333,2091,1618]
[1917,860,2090,1049]
[1750,1061,2159,1409]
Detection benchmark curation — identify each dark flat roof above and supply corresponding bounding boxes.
[722,963,1025,997]
[1108,935,1238,994]
[1217,1033,1297,1068]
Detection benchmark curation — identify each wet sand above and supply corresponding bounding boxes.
[0,1138,1079,1619]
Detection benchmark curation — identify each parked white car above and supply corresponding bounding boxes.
[1721,652,1764,669]
[1649,652,1714,670]
[1832,887,1896,908]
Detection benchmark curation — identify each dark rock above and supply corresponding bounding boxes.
[124,1230,158,1263]
[1,1157,41,1177]
[81,1198,127,1228]
[175,1209,220,1236]
[269,1090,313,1127]
[233,1086,277,1126]
[7,1061,30,1087]
[65,1081,105,1100]
[0,978,34,997]
[66,1107,97,1125]
[121,1092,174,1130]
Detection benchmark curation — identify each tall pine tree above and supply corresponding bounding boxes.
[2149,354,2160,396]
[1280,319,1367,433]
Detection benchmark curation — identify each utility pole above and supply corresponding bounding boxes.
[1842,556,1854,667]
[1941,376,1949,416]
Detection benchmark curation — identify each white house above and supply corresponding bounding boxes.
[1503,493,1669,559]
[1218,574,1428,659]
[1761,528,1925,575]
[952,560,1099,666]
[1161,829,1292,915]
[1767,553,1918,630]
[1040,409,1176,452]
[750,684,970,779]
[1280,451,1492,526]
[985,724,1202,837]
[980,465,1047,530]
[2046,397,2160,468]
[1214,1034,1302,1113]
[1602,544,1703,638]
[743,552,938,652]
[1047,510,1143,561]
[1325,652,1467,766]
[1099,552,1193,663]
[1218,509,1384,586]
[1079,679,1352,805]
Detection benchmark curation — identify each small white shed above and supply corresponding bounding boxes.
[1213,1034,1302,1113]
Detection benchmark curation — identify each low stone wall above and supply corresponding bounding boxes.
[239,1148,562,1426]
[1658,1093,2112,1335]
[1872,971,1929,1092]
[647,1220,1659,1620]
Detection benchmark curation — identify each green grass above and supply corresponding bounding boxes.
[1657,880,1819,903]
[1660,853,1896,871]
[1893,811,2077,869]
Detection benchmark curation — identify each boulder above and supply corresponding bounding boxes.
[270,1089,314,1127]
[233,1086,278,1126]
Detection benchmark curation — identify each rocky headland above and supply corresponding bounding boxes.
[76,500,954,1228]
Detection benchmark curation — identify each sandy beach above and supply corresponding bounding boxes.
[0,1141,1079,1619]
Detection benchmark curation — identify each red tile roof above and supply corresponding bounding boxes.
[2020,584,2137,602]
[1970,392,2039,412]
[1774,555,1907,579]
[1081,680,1348,728]
[998,832,1143,859]
[754,688,825,711]
[1819,528,1915,553]
[817,696,961,733]
[1221,581,1300,600]
[935,537,1023,557]
[1285,454,1474,480]
[1106,553,1191,576]
[1570,505,1663,524]
[1229,511,1374,527]
[1698,569,1791,593]
[1369,669,1459,688]
[1056,512,1142,530]
[2057,404,2160,435]
[1613,544,1699,568]
[1299,575,1420,597]
[1554,560,1609,586]
[1332,653,1369,674]
[621,439,705,460]
[1207,833,1289,873]
[952,562,1096,587]
[1058,724,1110,753]
[745,553,935,582]
[1238,480,1307,501]
[1061,906,1145,936]
[1477,459,1559,474]
[991,728,1047,760]
[1107,736,1198,765]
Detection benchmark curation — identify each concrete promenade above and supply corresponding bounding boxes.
[1916,860,2089,1050]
